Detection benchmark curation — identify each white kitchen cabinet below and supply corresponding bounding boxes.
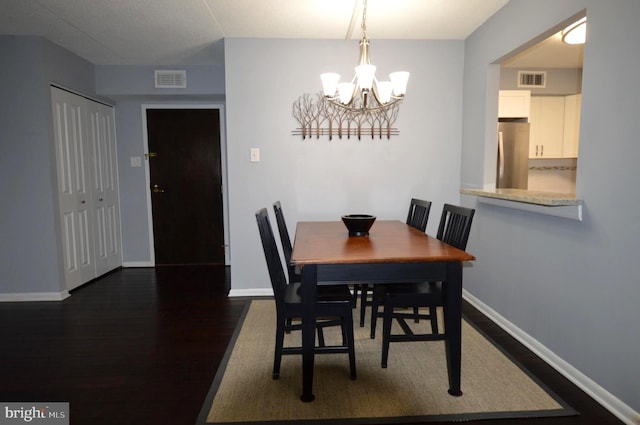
[529,96,566,158]
[499,90,531,118]
[563,94,581,158]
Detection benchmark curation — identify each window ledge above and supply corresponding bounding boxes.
[460,188,583,221]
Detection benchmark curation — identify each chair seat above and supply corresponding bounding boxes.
[291,282,354,301]
[286,284,355,312]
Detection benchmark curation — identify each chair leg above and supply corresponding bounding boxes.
[359,284,369,327]
[317,326,326,347]
[370,289,381,339]
[381,298,393,368]
[285,317,292,333]
[429,306,439,334]
[273,317,286,379]
[413,306,420,323]
[344,307,357,380]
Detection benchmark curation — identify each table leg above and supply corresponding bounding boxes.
[300,264,317,402]
[444,261,463,396]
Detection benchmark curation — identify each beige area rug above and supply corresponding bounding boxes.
[198,300,575,424]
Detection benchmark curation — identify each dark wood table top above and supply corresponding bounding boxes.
[292,220,475,266]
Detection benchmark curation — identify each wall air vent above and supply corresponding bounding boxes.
[518,70,546,88]
[154,70,187,88]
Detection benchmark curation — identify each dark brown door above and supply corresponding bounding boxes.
[146,108,224,265]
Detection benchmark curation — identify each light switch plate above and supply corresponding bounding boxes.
[130,156,142,167]
[250,148,260,162]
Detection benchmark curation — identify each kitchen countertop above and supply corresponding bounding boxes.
[460,188,582,206]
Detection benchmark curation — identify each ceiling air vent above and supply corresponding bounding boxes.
[517,70,546,88]
[154,70,187,88]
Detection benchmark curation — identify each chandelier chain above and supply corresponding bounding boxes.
[361,0,367,39]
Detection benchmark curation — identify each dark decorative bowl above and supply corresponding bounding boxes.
[341,214,376,237]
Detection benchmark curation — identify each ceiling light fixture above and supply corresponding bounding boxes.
[320,0,409,112]
[291,0,409,140]
[562,17,587,45]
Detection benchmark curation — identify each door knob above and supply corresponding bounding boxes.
[152,184,165,193]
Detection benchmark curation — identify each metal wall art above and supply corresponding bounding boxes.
[292,93,399,140]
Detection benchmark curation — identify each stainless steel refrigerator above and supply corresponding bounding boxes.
[496,122,530,189]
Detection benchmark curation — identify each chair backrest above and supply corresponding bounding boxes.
[255,208,288,306]
[436,203,475,250]
[272,201,298,283]
[406,198,432,232]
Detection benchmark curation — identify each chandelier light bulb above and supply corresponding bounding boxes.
[376,81,393,103]
[338,82,355,104]
[390,72,410,96]
[355,64,376,90]
[320,73,341,97]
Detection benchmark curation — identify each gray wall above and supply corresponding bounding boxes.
[0,36,95,296]
[461,0,640,414]
[96,65,225,96]
[500,68,583,95]
[224,38,465,292]
[94,65,226,264]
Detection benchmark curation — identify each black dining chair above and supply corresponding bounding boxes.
[373,203,475,368]
[405,198,432,231]
[273,201,300,284]
[276,201,360,308]
[255,208,357,380]
[359,198,432,329]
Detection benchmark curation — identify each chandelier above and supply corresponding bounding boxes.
[320,0,409,112]
[291,0,409,140]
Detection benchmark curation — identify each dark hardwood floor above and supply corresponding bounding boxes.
[0,266,624,425]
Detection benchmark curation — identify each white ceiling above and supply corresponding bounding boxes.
[0,0,509,65]
[502,30,584,69]
[0,0,582,68]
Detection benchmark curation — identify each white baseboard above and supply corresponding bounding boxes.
[122,261,154,267]
[0,291,70,302]
[228,288,273,297]
[463,289,639,425]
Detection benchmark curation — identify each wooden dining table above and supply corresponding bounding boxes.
[291,220,476,402]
